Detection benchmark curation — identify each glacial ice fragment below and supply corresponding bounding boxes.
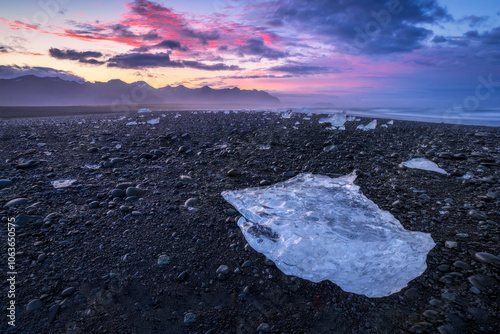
[221,173,435,298]
[402,158,448,175]
[147,117,160,125]
[51,179,76,188]
[319,111,347,127]
[357,120,377,131]
[138,108,152,113]
[281,110,293,119]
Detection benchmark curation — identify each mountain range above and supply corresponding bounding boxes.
[0,75,280,106]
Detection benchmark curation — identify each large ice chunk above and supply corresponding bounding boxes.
[221,174,435,298]
[402,158,448,175]
[319,111,347,127]
[356,120,377,130]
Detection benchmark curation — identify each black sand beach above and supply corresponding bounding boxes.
[0,110,499,333]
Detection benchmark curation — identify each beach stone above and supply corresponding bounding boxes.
[0,179,13,188]
[61,287,76,297]
[151,149,164,156]
[89,201,100,209]
[216,265,229,275]
[257,323,270,332]
[26,299,43,312]
[441,291,456,302]
[404,288,420,298]
[116,183,134,190]
[47,304,60,323]
[110,158,124,165]
[227,169,241,177]
[158,255,170,265]
[283,171,297,178]
[110,189,126,198]
[468,210,487,220]
[468,275,499,290]
[184,312,196,323]
[453,261,472,270]
[14,214,42,227]
[180,175,193,182]
[422,310,439,320]
[438,152,453,159]
[184,198,199,207]
[16,160,37,169]
[241,260,253,268]
[140,153,153,159]
[38,254,47,262]
[452,153,467,160]
[6,198,28,207]
[177,271,188,281]
[126,187,145,197]
[474,252,500,266]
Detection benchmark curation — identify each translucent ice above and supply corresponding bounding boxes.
[319,111,346,127]
[126,121,138,126]
[281,110,293,119]
[357,120,377,131]
[51,179,76,188]
[221,174,435,298]
[147,117,160,125]
[402,158,448,175]
[138,108,151,113]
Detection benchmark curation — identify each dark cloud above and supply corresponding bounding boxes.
[243,0,451,55]
[481,26,500,45]
[0,65,84,82]
[269,64,334,75]
[107,52,181,68]
[182,61,241,71]
[237,38,288,59]
[107,52,241,71]
[0,44,13,53]
[49,48,104,64]
[431,35,469,47]
[155,39,182,49]
[458,15,489,28]
[133,39,184,52]
[181,29,220,45]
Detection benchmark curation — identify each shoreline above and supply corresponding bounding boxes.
[1,105,500,128]
[0,110,498,333]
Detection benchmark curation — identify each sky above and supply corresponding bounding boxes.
[0,0,499,108]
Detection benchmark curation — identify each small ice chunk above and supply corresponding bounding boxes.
[357,120,377,131]
[323,144,338,152]
[115,144,122,149]
[461,172,474,179]
[147,117,160,125]
[319,111,346,127]
[222,173,435,298]
[138,108,151,113]
[380,124,388,128]
[387,120,394,125]
[84,164,100,169]
[174,113,181,118]
[126,121,138,126]
[51,179,76,188]
[402,158,448,175]
[281,110,293,119]
[347,116,356,121]
[257,144,271,150]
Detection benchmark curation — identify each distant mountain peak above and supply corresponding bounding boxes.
[0,75,281,106]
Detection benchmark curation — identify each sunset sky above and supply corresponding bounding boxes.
[0,0,499,107]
